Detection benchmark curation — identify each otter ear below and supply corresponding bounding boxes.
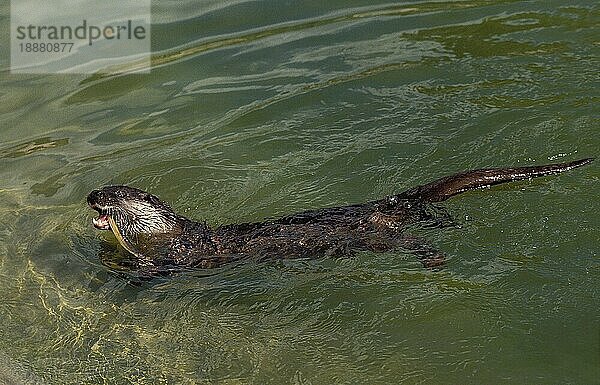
[144,193,161,205]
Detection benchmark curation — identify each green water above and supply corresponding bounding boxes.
[1,1,599,384]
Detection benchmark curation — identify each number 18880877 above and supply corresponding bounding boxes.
[18,42,74,53]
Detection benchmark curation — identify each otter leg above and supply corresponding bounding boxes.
[399,235,446,269]
[363,211,445,268]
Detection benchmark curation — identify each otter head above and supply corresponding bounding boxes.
[87,185,182,258]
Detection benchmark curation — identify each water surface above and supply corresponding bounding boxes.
[0,0,598,384]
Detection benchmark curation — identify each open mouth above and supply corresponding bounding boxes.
[92,213,111,230]
[89,202,111,230]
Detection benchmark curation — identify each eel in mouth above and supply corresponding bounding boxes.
[89,203,144,258]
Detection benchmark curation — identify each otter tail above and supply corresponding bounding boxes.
[396,158,593,203]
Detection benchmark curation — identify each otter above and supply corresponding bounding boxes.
[88,158,593,270]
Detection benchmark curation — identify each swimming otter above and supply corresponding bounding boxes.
[88,158,593,270]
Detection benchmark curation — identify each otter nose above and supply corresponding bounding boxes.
[87,189,104,206]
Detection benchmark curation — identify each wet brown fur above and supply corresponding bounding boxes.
[88,158,593,271]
